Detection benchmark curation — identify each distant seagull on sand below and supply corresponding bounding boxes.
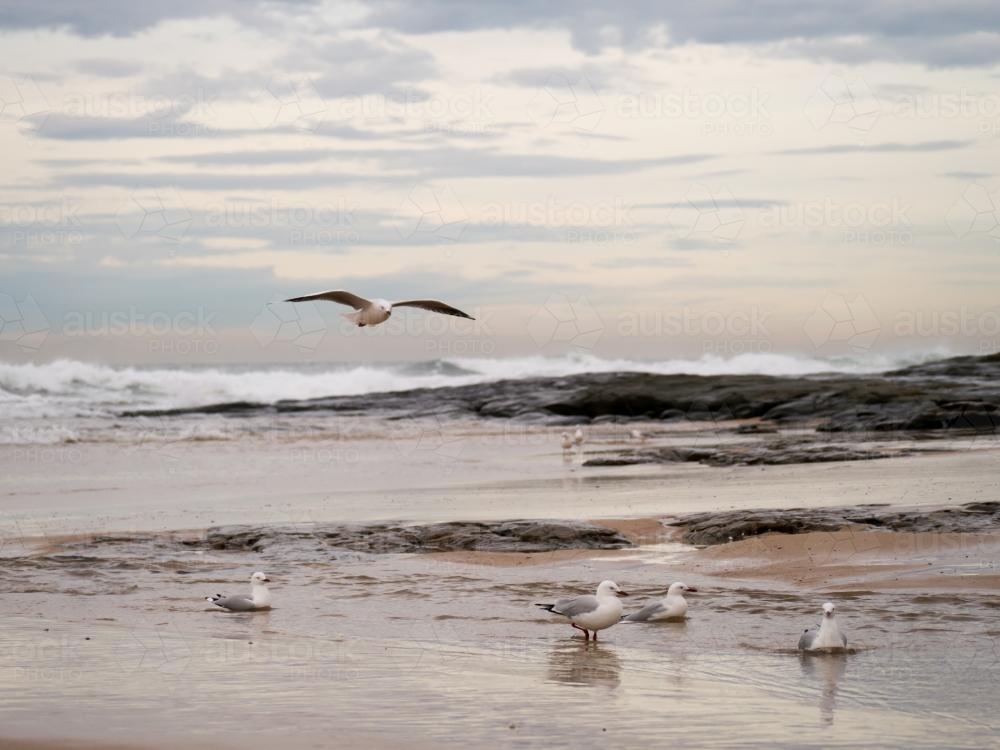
[536,580,629,641]
[560,432,574,452]
[798,602,848,651]
[573,427,585,447]
[623,582,697,622]
[206,572,272,612]
[284,290,474,328]
[629,428,646,443]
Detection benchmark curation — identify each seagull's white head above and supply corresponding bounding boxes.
[251,571,271,585]
[597,580,628,598]
[668,582,697,596]
[823,602,836,618]
[374,298,392,314]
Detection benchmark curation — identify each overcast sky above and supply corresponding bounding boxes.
[2,1,999,365]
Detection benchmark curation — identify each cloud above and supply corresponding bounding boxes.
[35,113,219,140]
[75,58,145,77]
[146,145,713,179]
[361,1,1000,65]
[0,0,306,37]
[34,114,393,142]
[297,35,439,99]
[775,30,1000,68]
[6,0,1000,68]
[776,140,971,156]
[942,171,993,180]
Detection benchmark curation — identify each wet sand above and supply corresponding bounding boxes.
[2,424,999,748]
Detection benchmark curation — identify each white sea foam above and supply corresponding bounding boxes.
[0,351,943,422]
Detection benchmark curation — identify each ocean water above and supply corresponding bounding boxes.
[0,351,942,428]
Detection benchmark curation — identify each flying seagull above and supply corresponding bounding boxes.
[798,602,848,651]
[284,290,474,328]
[536,580,629,641]
[206,571,272,612]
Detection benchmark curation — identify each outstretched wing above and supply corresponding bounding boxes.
[392,299,474,320]
[285,290,371,310]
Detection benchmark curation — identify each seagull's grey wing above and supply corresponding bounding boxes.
[285,290,371,310]
[623,602,666,622]
[211,595,257,612]
[552,594,600,618]
[392,299,474,320]
[798,626,818,651]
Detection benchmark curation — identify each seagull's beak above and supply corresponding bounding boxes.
[617,590,629,597]
[685,587,698,593]
[262,577,271,583]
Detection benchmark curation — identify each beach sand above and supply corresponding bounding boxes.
[1,424,998,749]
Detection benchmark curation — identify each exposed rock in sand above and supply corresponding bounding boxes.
[582,441,920,468]
[188,519,635,554]
[671,501,1000,545]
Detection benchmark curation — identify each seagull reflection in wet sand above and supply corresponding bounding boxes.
[546,641,622,689]
[800,653,848,725]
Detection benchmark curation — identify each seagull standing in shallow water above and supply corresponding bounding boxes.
[573,427,585,447]
[798,602,848,651]
[536,580,629,641]
[206,572,273,612]
[623,582,697,622]
[284,290,474,328]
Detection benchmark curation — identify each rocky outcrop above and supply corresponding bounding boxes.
[670,501,1000,545]
[187,519,634,554]
[122,354,1000,439]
